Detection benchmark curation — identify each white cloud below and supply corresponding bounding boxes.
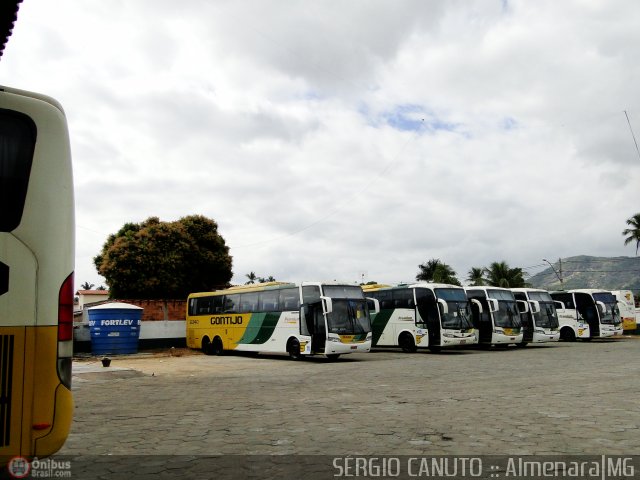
[2,0,639,290]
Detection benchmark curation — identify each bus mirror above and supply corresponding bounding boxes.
[437,298,449,314]
[367,297,380,314]
[516,300,529,313]
[529,300,540,314]
[553,300,565,310]
[321,296,333,314]
[595,301,606,314]
[470,298,483,314]
[488,299,499,313]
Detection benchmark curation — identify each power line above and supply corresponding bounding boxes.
[624,110,640,161]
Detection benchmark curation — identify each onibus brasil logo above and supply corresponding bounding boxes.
[7,456,71,478]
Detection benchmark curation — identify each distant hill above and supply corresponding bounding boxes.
[527,255,640,293]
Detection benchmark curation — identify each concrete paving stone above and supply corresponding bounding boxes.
[60,339,640,467]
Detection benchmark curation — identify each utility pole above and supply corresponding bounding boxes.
[558,258,563,286]
[542,258,564,286]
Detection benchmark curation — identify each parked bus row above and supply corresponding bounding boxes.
[185,282,625,359]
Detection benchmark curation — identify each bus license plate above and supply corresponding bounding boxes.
[351,345,357,350]
[460,340,466,344]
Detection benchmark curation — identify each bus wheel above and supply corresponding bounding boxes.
[202,337,214,356]
[399,333,417,353]
[326,354,341,361]
[560,328,576,342]
[211,337,224,355]
[287,338,302,360]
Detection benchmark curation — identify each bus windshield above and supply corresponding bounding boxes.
[592,292,621,325]
[435,288,474,330]
[487,290,522,328]
[322,285,365,299]
[527,291,553,302]
[535,302,559,328]
[326,299,371,335]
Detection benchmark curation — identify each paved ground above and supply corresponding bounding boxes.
[56,338,639,478]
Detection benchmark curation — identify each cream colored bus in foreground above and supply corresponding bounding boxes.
[1,86,74,463]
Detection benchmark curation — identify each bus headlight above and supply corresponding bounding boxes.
[442,331,455,338]
[493,328,504,334]
[534,328,545,334]
[327,337,342,343]
[366,333,372,341]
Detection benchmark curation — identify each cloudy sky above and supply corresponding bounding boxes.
[2,0,639,290]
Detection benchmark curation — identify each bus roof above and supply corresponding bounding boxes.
[362,282,464,292]
[189,282,296,298]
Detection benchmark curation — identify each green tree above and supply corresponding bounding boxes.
[94,215,232,299]
[484,261,527,288]
[466,267,486,286]
[416,258,461,286]
[622,213,640,255]
[80,281,94,290]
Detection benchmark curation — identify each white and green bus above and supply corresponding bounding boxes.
[363,283,476,353]
[465,287,523,346]
[186,282,372,360]
[511,288,560,346]
[550,289,623,340]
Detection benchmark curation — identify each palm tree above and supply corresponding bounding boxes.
[622,213,640,255]
[416,259,461,285]
[467,267,486,286]
[485,261,527,288]
[416,259,443,281]
[245,272,257,284]
[80,281,94,290]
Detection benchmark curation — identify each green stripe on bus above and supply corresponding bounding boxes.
[371,309,393,346]
[238,312,282,345]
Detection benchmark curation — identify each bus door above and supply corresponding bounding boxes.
[414,289,440,347]
[515,299,534,342]
[1,108,39,460]
[302,286,326,354]
[469,297,492,344]
[575,293,599,337]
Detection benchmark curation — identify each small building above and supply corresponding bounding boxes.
[75,289,110,312]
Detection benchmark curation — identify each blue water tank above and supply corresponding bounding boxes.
[88,302,143,355]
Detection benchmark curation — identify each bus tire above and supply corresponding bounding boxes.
[202,336,214,355]
[211,337,224,355]
[399,333,417,353]
[326,354,341,361]
[560,327,576,342]
[287,338,302,360]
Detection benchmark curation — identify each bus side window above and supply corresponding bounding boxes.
[259,290,279,312]
[240,292,259,313]
[212,295,224,313]
[280,288,300,311]
[392,288,413,308]
[197,297,213,315]
[223,294,238,313]
[376,291,393,310]
[188,298,197,316]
